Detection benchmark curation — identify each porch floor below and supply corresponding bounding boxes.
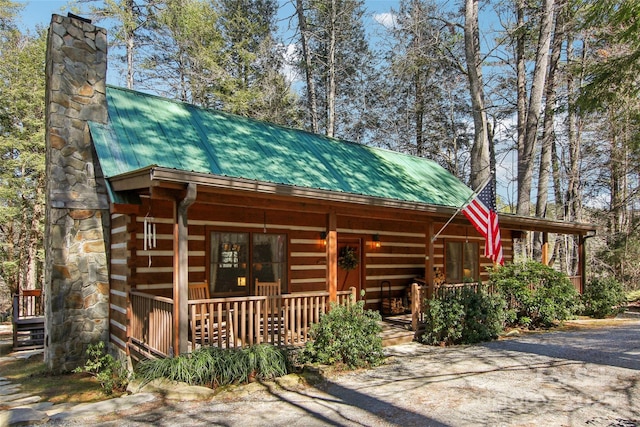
[380,314,416,347]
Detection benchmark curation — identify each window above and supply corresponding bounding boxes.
[445,241,479,283]
[209,231,287,295]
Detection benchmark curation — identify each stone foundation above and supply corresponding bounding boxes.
[44,14,110,371]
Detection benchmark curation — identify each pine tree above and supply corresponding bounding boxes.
[295,0,372,139]
[0,2,47,299]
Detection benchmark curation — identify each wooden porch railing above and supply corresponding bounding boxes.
[129,291,174,358]
[13,289,44,318]
[12,289,45,350]
[129,288,356,357]
[569,276,582,293]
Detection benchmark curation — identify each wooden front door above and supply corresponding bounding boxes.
[337,238,362,299]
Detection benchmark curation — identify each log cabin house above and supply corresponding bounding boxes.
[43,14,596,367]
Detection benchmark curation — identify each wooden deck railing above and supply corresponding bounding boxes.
[569,276,582,293]
[13,289,44,319]
[129,288,357,357]
[129,291,174,358]
[12,289,45,350]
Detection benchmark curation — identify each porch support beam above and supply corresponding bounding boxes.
[541,232,549,265]
[579,235,586,294]
[327,211,338,304]
[425,221,434,299]
[173,183,197,355]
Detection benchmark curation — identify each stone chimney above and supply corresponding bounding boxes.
[44,14,110,371]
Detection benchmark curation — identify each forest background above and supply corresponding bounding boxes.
[1,0,639,314]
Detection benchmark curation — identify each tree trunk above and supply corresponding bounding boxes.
[516,0,555,216]
[551,134,567,271]
[609,114,626,234]
[464,0,490,189]
[415,72,425,156]
[125,0,135,89]
[326,0,337,138]
[565,33,585,275]
[534,0,564,259]
[24,184,44,290]
[296,0,319,133]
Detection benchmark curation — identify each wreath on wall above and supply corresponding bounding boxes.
[338,246,359,271]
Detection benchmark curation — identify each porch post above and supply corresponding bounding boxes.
[173,183,197,355]
[541,232,549,265]
[579,235,586,294]
[425,221,434,298]
[327,211,338,304]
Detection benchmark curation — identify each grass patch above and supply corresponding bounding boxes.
[0,328,109,406]
[0,354,107,405]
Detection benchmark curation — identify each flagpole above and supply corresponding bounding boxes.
[431,176,493,243]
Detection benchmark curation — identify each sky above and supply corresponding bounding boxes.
[17,1,406,31]
[17,1,70,29]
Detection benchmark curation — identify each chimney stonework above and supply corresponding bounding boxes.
[44,14,110,370]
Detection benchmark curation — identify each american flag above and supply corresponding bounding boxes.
[462,180,504,265]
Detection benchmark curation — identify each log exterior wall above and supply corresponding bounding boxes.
[109,213,131,353]
[121,196,515,311]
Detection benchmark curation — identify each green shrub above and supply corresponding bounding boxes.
[421,286,504,346]
[421,296,464,346]
[626,289,640,303]
[461,287,506,343]
[135,344,288,388]
[582,276,626,318]
[489,261,581,328]
[73,341,129,395]
[299,300,384,369]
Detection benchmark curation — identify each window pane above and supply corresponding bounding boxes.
[253,234,287,292]
[463,242,479,281]
[445,242,462,283]
[210,232,249,294]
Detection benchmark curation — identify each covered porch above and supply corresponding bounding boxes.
[128,288,356,359]
[107,171,596,360]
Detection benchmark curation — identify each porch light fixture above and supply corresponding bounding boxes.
[372,234,381,249]
[320,231,327,246]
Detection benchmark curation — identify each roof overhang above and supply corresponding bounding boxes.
[108,165,460,215]
[107,166,597,236]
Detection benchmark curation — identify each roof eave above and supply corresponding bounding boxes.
[107,165,155,191]
[107,167,598,235]
[108,166,456,215]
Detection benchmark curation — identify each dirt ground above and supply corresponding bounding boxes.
[36,318,640,427]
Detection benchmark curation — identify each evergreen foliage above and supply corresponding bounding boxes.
[299,300,384,369]
[0,3,46,298]
[582,276,626,318]
[421,286,505,346]
[488,261,581,328]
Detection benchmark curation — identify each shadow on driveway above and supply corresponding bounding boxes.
[482,322,640,371]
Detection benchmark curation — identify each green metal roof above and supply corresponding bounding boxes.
[89,86,473,208]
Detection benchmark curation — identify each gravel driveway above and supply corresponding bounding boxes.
[47,320,640,427]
